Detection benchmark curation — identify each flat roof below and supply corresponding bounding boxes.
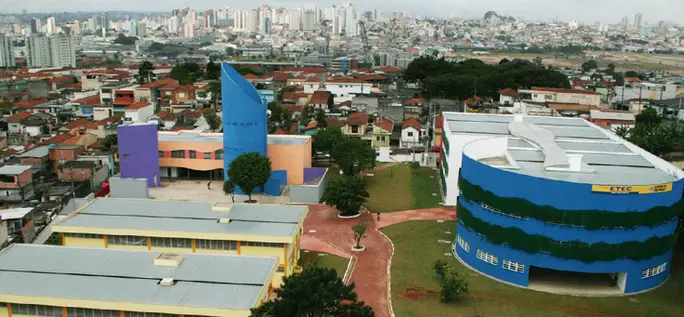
[55,199,307,239]
[0,164,32,175]
[0,244,275,311]
[0,207,34,220]
[17,146,49,158]
[268,135,310,145]
[445,112,681,185]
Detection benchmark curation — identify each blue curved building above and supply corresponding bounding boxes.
[221,63,268,180]
[442,113,684,295]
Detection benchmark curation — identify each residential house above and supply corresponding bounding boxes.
[371,117,393,148]
[60,118,91,134]
[57,160,109,191]
[401,117,425,149]
[0,137,6,150]
[282,91,309,106]
[112,88,136,115]
[21,115,48,137]
[48,75,74,91]
[6,112,33,134]
[169,85,197,113]
[134,78,178,108]
[11,97,49,114]
[16,146,51,168]
[0,215,7,248]
[326,78,374,103]
[49,144,85,163]
[499,88,519,106]
[84,116,121,138]
[344,112,369,138]
[309,90,334,111]
[325,117,346,133]
[547,102,598,117]
[589,110,636,131]
[124,101,153,123]
[0,207,36,243]
[519,87,601,107]
[0,165,34,203]
[77,149,116,177]
[302,78,322,93]
[4,91,28,103]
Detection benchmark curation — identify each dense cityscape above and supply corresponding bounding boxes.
[0,2,684,317]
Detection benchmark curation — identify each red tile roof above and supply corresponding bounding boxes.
[126,101,151,110]
[288,123,298,134]
[274,129,286,135]
[113,98,134,106]
[72,94,101,106]
[273,72,290,81]
[374,118,394,132]
[49,76,73,83]
[14,97,48,109]
[243,73,258,79]
[326,117,345,127]
[402,117,422,131]
[499,88,519,97]
[68,82,82,89]
[5,91,28,99]
[404,98,424,106]
[305,121,318,130]
[283,92,309,100]
[304,78,322,83]
[7,112,32,122]
[281,67,327,73]
[64,118,92,130]
[138,78,178,89]
[41,133,75,145]
[347,112,369,125]
[310,91,331,105]
[327,77,368,84]
[463,96,482,106]
[530,87,600,96]
[156,111,171,118]
[376,67,403,73]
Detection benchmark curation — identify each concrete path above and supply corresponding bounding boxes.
[302,205,393,317]
[375,207,457,229]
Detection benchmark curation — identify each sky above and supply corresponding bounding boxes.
[1,0,682,25]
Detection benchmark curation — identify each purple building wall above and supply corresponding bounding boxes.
[117,123,160,187]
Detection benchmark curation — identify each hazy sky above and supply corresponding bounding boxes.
[1,0,682,24]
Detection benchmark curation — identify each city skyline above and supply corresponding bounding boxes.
[0,0,682,25]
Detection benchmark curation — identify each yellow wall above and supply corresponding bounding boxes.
[272,272,285,288]
[434,127,442,147]
[241,246,285,265]
[195,249,239,255]
[344,124,367,137]
[149,246,192,254]
[106,244,149,251]
[63,237,106,248]
[158,141,224,171]
[0,306,9,317]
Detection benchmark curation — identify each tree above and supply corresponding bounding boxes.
[625,70,640,78]
[101,134,118,151]
[614,125,631,139]
[322,176,370,217]
[314,108,328,128]
[135,61,156,84]
[170,62,203,85]
[403,56,455,83]
[352,220,367,249]
[312,127,344,161]
[204,109,222,131]
[207,80,221,108]
[635,107,662,126]
[223,180,236,203]
[226,47,236,56]
[581,60,598,72]
[113,33,137,45]
[432,261,468,303]
[533,56,543,67]
[227,152,272,202]
[0,100,13,114]
[300,105,315,124]
[250,266,374,317]
[331,138,376,176]
[205,60,221,80]
[606,63,616,75]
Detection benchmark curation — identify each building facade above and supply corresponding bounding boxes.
[26,34,76,68]
[0,35,15,67]
[442,112,684,294]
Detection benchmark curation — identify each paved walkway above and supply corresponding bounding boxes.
[302,205,393,317]
[375,207,457,229]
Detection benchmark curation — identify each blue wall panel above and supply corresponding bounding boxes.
[458,198,679,244]
[455,222,672,293]
[264,170,287,196]
[460,155,684,212]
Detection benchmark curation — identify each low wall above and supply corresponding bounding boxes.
[290,168,328,204]
[109,175,149,199]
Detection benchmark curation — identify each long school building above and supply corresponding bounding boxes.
[0,244,278,317]
[52,198,308,288]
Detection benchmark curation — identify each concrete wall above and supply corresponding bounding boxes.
[118,123,160,187]
[109,175,149,199]
[0,219,7,248]
[290,168,328,204]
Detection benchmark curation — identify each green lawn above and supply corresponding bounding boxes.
[365,164,442,213]
[383,220,684,317]
[299,251,349,279]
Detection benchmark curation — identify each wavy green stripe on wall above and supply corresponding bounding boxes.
[458,176,683,229]
[457,204,676,262]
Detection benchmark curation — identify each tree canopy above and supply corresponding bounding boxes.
[331,138,376,176]
[205,60,221,81]
[250,266,374,317]
[581,60,598,72]
[322,176,370,217]
[100,134,118,151]
[113,33,138,45]
[170,62,203,85]
[135,61,156,85]
[227,152,272,202]
[203,109,222,131]
[267,102,293,134]
[408,56,570,100]
[313,127,344,159]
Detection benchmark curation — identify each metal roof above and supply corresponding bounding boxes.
[0,165,32,175]
[56,199,306,238]
[267,135,310,145]
[17,146,50,158]
[0,244,274,310]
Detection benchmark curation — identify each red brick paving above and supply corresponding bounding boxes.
[375,207,457,229]
[303,205,393,317]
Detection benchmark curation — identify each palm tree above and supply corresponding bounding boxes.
[614,126,631,139]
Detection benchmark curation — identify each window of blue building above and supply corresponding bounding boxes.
[476,249,498,265]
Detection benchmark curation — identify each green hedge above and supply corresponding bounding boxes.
[457,204,677,262]
[459,176,683,229]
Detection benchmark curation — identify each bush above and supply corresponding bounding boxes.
[432,260,468,303]
[410,162,421,170]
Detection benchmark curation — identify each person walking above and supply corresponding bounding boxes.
[207,181,211,190]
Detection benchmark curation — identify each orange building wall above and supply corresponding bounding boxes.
[158,141,224,171]
[268,138,312,185]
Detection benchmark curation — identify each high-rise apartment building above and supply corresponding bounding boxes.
[344,3,358,36]
[289,9,302,31]
[634,13,643,28]
[64,20,80,35]
[30,18,41,34]
[87,17,97,32]
[136,22,147,38]
[46,16,57,35]
[302,9,315,32]
[26,34,76,68]
[0,35,15,67]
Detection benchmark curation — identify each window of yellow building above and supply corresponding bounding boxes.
[195,239,237,250]
[150,237,192,249]
[107,235,147,246]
